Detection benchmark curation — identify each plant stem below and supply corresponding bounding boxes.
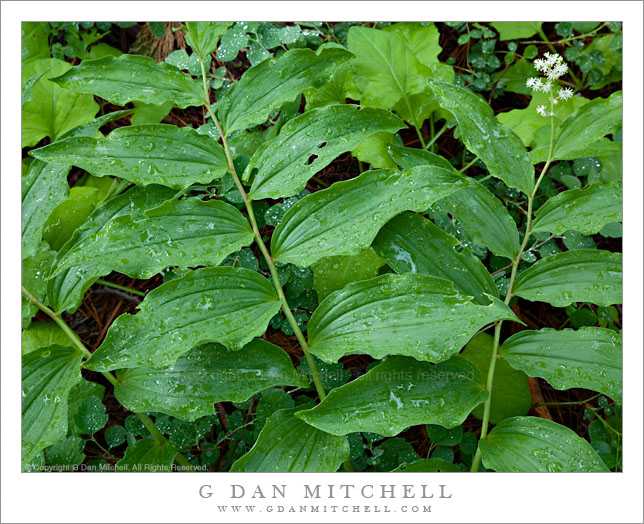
[96,279,146,297]
[198,58,328,402]
[459,156,479,174]
[21,286,194,470]
[471,98,556,472]
[425,122,448,151]
[533,393,601,408]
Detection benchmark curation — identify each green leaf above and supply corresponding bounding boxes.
[461,333,531,424]
[217,46,352,134]
[30,124,228,190]
[352,131,399,168]
[498,90,590,148]
[22,22,50,64]
[372,212,498,304]
[479,416,609,472]
[22,58,100,147]
[105,425,127,448]
[296,356,487,436]
[271,166,471,267]
[22,248,55,329]
[183,22,232,57]
[52,197,253,278]
[22,161,70,259]
[382,23,444,71]
[116,438,178,472]
[428,80,534,195]
[312,248,385,302]
[230,408,350,472]
[50,54,205,108]
[84,267,281,371]
[42,186,100,251]
[307,273,518,364]
[22,345,83,468]
[493,58,534,95]
[500,327,622,402]
[73,396,108,435]
[513,250,622,307]
[47,185,175,314]
[348,27,436,117]
[22,69,48,105]
[67,378,106,434]
[436,182,521,261]
[130,101,173,125]
[532,182,622,236]
[115,339,307,422]
[533,91,622,162]
[387,144,453,170]
[489,22,542,40]
[393,458,461,472]
[245,105,404,199]
[370,438,419,471]
[22,322,69,355]
[45,435,86,467]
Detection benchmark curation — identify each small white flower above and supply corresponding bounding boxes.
[526,77,538,88]
[552,98,559,105]
[536,105,548,117]
[558,87,574,101]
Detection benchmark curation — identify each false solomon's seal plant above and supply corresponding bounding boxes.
[22,22,622,473]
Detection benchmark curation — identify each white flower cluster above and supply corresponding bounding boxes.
[525,52,574,117]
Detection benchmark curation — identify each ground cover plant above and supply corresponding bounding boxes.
[21,21,623,473]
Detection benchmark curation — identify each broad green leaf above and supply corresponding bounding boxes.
[22,322,69,355]
[73,396,108,435]
[130,101,173,125]
[493,58,534,95]
[307,273,518,364]
[22,345,83,468]
[22,70,48,105]
[348,26,431,124]
[387,144,453,170]
[437,182,520,261]
[246,105,404,199]
[479,416,609,472]
[532,182,622,236]
[45,435,85,468]
[42,186,100,251]
[84,267,281,371]
[217,46,352,134]
[372,212,498,304]
[115,339,307,421]
[304,62,353,110]
[22,22,50,64]
[393,458,461,472]
[513,250,622,307]
[312,248,385,301]
[271,166,471,267]
[22,248,55,329]
[22,160,70,259]
[428,80,534,195]
[47,185,175,314]
[30,124,228,190]
[382,23,444,71]
[52,197,253,278]
[22,58,99,147]
[50,54,205,108]
[116,438,178,472]
[489,22,542,40]
[385,145,520,260]
[297,356,487,436]
[183,22,232,57]
[351,131,399,168]
[500,327,622,402]
[67,378,106,435]
[532,91,622,163]
[461,333,531,424]
[230,408,350,472]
